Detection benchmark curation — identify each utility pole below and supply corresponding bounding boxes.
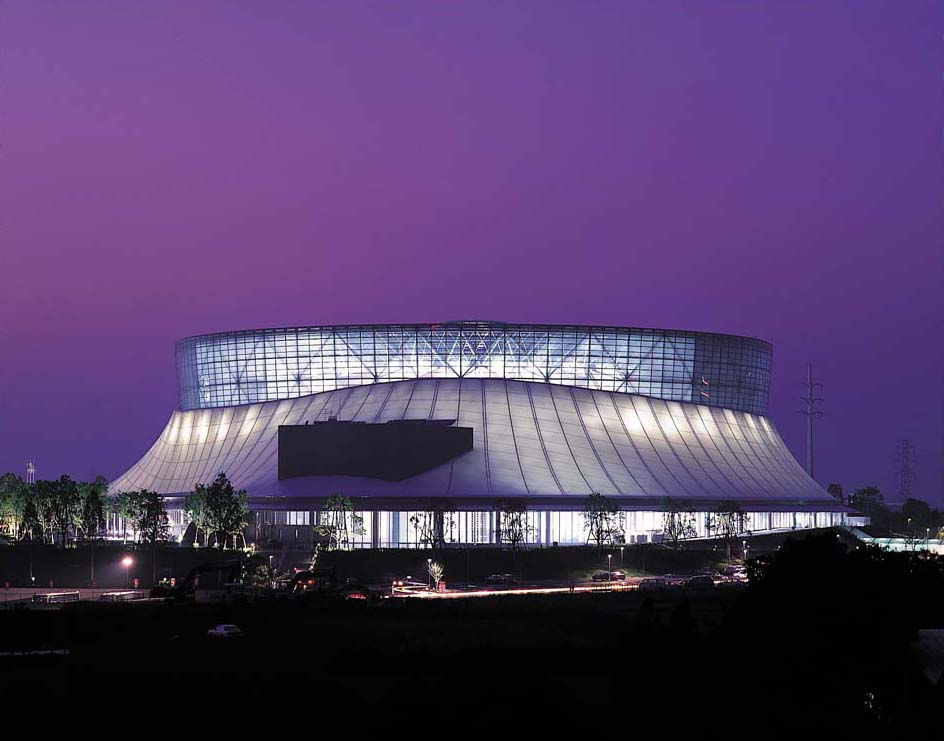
[894,439,915,509]
[798,364,824,479]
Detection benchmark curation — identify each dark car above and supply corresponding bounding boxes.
[486,573,516,586]
[591,571,626,582]
[685,575,715,589]
[637,577,668,592]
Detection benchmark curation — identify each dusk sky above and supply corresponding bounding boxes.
[1,2,941,503]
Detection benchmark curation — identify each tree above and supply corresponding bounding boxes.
[184,486,211,546]
[246,562,278,589]
[900,498,942,533]
[827,483,843,502]
[583,492,624,551]
[113,490,139,542]
[134,490,170,544]
[497,499,532,550]
[76,476,108,541]
[196,473,249,549]
[409,498,456,548]
[661,497,697,551]
[50,475,80,547]
[848,486,892,530]
[123,489,170,585]
[707,500,744,561]
[0,473,29,539]
[427,560,444,589]
[317,493,364,551]
[111,489,171,547]
[32,480,58,544]
[20,492,41,542]
[409,510,435,549]
[848,486,884,516]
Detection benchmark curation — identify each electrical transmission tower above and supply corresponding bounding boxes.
[798,364,824,479]
[894,439,915,508]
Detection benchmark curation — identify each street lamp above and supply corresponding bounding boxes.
[427,558,432,590]
[122,556,133,588]
[607,553,612,582]
[620,546,624,570]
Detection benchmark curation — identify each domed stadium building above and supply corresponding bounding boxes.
[111,321,854,547]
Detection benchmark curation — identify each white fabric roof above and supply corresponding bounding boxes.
[112,378,831,505]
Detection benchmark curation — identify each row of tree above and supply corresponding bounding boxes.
[0,472,174,546]
[3,471,794,554]
[584,492,745,555]
[309,491,747,553]
[0,470,252,549]
[0,473,110,544]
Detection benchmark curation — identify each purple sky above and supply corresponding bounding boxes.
[1,2,941,503]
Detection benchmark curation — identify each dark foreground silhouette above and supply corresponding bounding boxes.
[1,533,941,727]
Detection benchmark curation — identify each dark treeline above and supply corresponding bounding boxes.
[726,534,944,723]
[845,485,944,536]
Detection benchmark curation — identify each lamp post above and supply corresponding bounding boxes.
[427,558,432,590]
[607,553,612,583]
[620,546,624,571]
[122,556,133,588]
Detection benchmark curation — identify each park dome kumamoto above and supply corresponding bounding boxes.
[111,321,859,547]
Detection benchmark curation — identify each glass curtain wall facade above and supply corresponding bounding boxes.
[220,508,849,549]
[177,322,771,415]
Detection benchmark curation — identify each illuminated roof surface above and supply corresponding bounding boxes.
[113,378,831,506]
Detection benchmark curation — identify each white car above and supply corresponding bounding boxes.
[207,624,244,639]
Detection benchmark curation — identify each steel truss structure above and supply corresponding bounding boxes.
[177,321,771,415]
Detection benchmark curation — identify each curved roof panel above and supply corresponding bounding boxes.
[112,378,829,507]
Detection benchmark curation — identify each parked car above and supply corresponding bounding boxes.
[685,575,715,589]
[591,571,627,582]
[637,577,668,592]
[486,573,516,586]
[719,566,748,583]
[207,624,244,639]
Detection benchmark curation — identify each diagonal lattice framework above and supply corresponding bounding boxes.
[179,321,770,415]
